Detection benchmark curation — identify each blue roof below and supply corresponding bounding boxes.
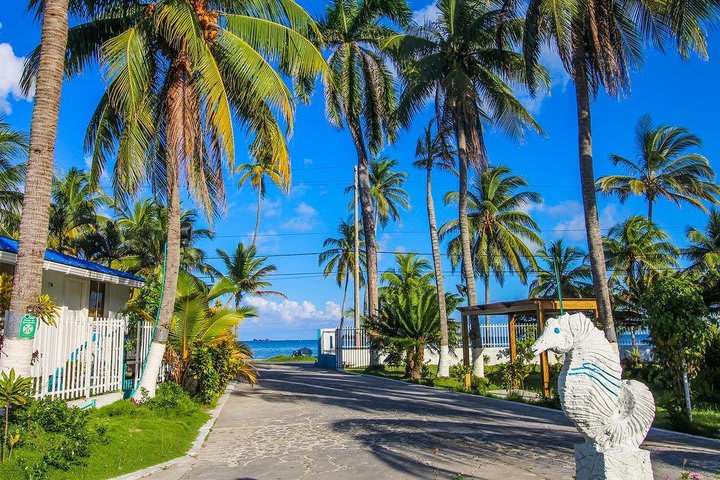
[0,235,144,284]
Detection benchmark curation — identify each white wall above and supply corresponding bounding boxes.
[423,347,565,367]
[39,270,132,319]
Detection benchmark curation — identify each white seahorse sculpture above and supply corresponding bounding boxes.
[532,312,655,452]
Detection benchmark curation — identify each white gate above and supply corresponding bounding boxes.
[335,327,370,368]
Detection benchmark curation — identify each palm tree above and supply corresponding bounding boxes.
[413,120,455,377]
[318,218,366,329]
[685,209,720,272]
[603,215,679,288]
[319,0,411,319]
[369,157,410,230]
[0,119,27,237]
[237,154,287,246]
[441,166,542,373]
[516,0,714,345]
[2,0,71,376]
[24,0,326,399]
[381,253,434,293]
[597,115,720,222]
[529,240,593,298]
[74,219,124,267]
[214,243,286,308]
[387,0,544,376]
[48,168,111,255]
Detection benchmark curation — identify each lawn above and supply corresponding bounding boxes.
[348,364,720,439]
[260,354,317,363]
[0,394,210,480]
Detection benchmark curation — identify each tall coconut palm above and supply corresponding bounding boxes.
[603,215,679,288]
[684,209,720,272]
[516,0,715,345]
[0,119,27,238]
[386,0,544,376]
[381,253,434,293]
[597,115,720,222]
[441,166,542,368]
[213,243,286,308]
[48,168,111,255]
[23,0,326,398]
[413,120,455,377]
[1,0,71,376]
[319,0,411,319]
[237,154,286,246]
[318,218,366,328]
[529,240,593,298]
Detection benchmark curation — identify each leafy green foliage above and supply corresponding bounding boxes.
[497,328,536,391]
[25,295,59,328]
[643,274,712,423]
[186,340,255,404]
[0,369,33,463]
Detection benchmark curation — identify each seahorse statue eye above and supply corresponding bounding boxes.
[554,327,561,334]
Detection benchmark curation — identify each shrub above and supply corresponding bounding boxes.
[147,381,198,416]
[450,363,472,383]
[471,376,489,395]
[643,274,712,424]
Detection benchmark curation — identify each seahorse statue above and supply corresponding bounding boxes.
[532,312,655,452]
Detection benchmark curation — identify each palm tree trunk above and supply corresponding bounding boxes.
[427,167,450,377]
[339,274,349,330]
[455,115,483,377]
[252,186,261,247]
[647,200,653,223]
[573,44,617,345]
[2,0,69,376]
[133,59,185,402]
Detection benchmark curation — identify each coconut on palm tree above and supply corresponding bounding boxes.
[318,218,366,329]
[529,240,593,298]
[597,115,720,222]
[237,153,287,247]
[515,0,715,345]
[413,120,455,377]
[319,0,411,319]
[387,0,544,376]
[25,0,326,398]
[213,243,285,308]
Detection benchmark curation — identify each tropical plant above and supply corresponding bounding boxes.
[213,243,285,308]
[529,240,593,298]
[441,166,542,336]
[684,209,720,308]
[318,218,366,329]
[413,121,455,377]
[513,0,715,344]
[26,294,60,328]
[48,167,111,255]
[0,118,27,237]
[237,153,287,246]
[387,0,544,376]
[597,115,720,222]
[319,0,412,319]
[381,253,433,294]
[0,369,33,462]
[24,0,325,400]
[2,0,71,377]
[74,219,124,267]
[0,274,12,315]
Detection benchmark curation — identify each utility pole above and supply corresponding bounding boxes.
[354,166,360,330]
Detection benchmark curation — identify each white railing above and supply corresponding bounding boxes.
[477,323,536,348]
[29,308,127,400]
[335,327,370,368]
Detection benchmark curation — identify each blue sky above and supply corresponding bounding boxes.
[1,1,719,339]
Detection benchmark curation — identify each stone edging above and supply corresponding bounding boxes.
[341,369,720,446]
[110,381,237,480]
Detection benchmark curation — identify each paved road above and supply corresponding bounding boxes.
[157,363,720,480]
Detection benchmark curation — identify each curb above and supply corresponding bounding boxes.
[111,381,237,480]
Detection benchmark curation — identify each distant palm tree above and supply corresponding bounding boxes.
[48,168,111,255]
[237,155,286,247]
[318,219,366,329]
[74,220,124,267]
[413,120,455,377]
[381,253,433,293]
[319,0,411,318]
[597,115,720,222]
[684,209,720,271]
[387,0,544,376]
[604,215,679,287]
[346,156,410,230]
[0,119,27,237]
[442,166,543,314]
[529,240,592,298]
[214,243,285,308]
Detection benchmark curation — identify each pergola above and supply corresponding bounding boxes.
[458,298,599,398]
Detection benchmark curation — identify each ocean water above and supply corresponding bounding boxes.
[244,339,317,359]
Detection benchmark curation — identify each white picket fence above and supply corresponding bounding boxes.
[478,323,536,348]
[335,327,371,368]
[27,308,127,400]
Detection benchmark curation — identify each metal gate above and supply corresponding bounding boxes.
[335,327,370,368]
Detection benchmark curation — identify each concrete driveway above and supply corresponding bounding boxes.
[154,363,720,480]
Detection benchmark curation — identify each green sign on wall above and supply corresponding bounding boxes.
[18,315,38,339]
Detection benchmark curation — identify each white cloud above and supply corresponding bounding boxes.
[0,43,32,114]
[552,203,619,241]
[253,228,281,253]
[283,201,318,231]
[413,3,440,24]
[517,46,571,114]
[245,297,341,326]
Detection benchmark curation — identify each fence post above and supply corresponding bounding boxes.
[84,315,93,399]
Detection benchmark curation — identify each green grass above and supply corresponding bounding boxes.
[0,399,210,480]
[260,354,317,362]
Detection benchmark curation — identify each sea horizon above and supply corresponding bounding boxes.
[243,339,317,359]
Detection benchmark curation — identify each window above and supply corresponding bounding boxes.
[89,281,106,318]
